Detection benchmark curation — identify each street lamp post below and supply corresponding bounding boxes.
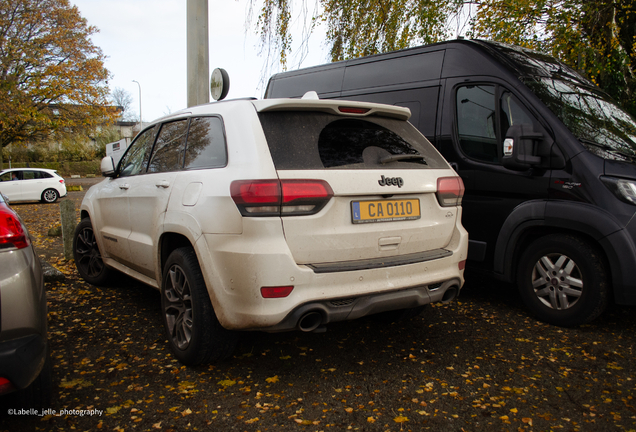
[132,80,142,133]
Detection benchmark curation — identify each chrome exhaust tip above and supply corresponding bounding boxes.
[297,311,323,332]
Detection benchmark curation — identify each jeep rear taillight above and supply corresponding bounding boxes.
[0,207,30,250]
[231,179,334,216]
[436,177,465,207]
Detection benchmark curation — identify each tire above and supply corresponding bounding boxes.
[73,218,113,285]
[41,188,59,203]
[517,234,609,327]
[161,247,237,366]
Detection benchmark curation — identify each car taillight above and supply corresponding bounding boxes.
[0,377,15,395]
[231,179,334,216]
[436,177,465,207]
[0,207,30,250]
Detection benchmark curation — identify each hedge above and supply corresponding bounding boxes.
[5,161,101,177]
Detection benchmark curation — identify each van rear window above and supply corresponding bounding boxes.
[258,112,447,170]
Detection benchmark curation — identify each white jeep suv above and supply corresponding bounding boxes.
[74,96,468,365]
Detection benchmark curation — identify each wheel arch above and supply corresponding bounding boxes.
[159,232,194,273]
[493,200,627,299]
[79,209,91,221]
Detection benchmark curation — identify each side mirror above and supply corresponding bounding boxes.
[502,124,543,171]
[101,156,116,177]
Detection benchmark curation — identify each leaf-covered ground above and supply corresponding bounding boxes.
[3,191,636,431]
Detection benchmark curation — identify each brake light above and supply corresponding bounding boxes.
[436,177,465,207]
[338,106,370,115]
[0,207,30,249]
[231,179,333,216]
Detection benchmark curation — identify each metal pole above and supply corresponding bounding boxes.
[132,80,142,132]
[187,0,209,107]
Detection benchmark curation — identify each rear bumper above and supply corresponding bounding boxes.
[264,278,461,332]
[195,217,468,330]
[0,246,47,392]
[0,334,47,392]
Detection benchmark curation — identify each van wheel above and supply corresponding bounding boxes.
[73,218,113,285]
[41,188,59,203]
[161,247,237,365]
[517,234,608,327]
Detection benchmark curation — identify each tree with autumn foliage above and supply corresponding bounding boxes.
[250,0,635,117]
[0,0,116,167]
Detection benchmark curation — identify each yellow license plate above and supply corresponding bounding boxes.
[351,199,421,224]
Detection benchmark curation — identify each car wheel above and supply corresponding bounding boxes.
[517,234,609,327]
[41,188,59,203]
[162,247,237,365]
[73,218,112,285]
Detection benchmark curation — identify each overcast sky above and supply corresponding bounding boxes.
[72,0,328,122]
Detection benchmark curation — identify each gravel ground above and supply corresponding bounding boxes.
[2,187,635,432]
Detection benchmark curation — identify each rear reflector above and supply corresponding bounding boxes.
[231,179,333,216]
[436,177,465,207]
[261,286,294,298]
[458,260,466,271]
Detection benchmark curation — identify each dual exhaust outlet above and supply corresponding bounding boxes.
[295,284,459,333]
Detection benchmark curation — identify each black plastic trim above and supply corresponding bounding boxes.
[0,334,47,390]
[306,249,452,273]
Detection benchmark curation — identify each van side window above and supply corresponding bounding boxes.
[119,126,158,177]
[500,91,536,136]
[456,85,498,162]
[184,117,227,170]
[148,120,189,173]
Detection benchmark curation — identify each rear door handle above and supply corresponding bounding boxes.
[156,180,170,189]
[119,183,130,190]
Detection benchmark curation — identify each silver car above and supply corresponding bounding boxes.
[0,193,51,408]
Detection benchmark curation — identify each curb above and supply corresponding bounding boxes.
[41,260,65,283]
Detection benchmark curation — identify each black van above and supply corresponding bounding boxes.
[265,40,636,326]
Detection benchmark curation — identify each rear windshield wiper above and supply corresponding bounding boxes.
[380,154,427,165]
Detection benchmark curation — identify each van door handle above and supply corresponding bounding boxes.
[119,183,130,190]
[156,180,170,188]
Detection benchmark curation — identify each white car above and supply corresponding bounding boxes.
[0,168,67,203]
[74,95,468,365]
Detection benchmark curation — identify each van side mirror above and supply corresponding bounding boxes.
[101,156,116,177]
[502,124,543,171]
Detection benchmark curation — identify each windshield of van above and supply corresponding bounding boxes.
[479,41,636,162]
[523,77,636,162]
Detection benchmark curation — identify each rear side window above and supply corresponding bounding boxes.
[184,117,227,170]
[258,112,447,170]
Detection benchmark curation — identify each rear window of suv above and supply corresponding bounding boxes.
[258,112,448,170]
